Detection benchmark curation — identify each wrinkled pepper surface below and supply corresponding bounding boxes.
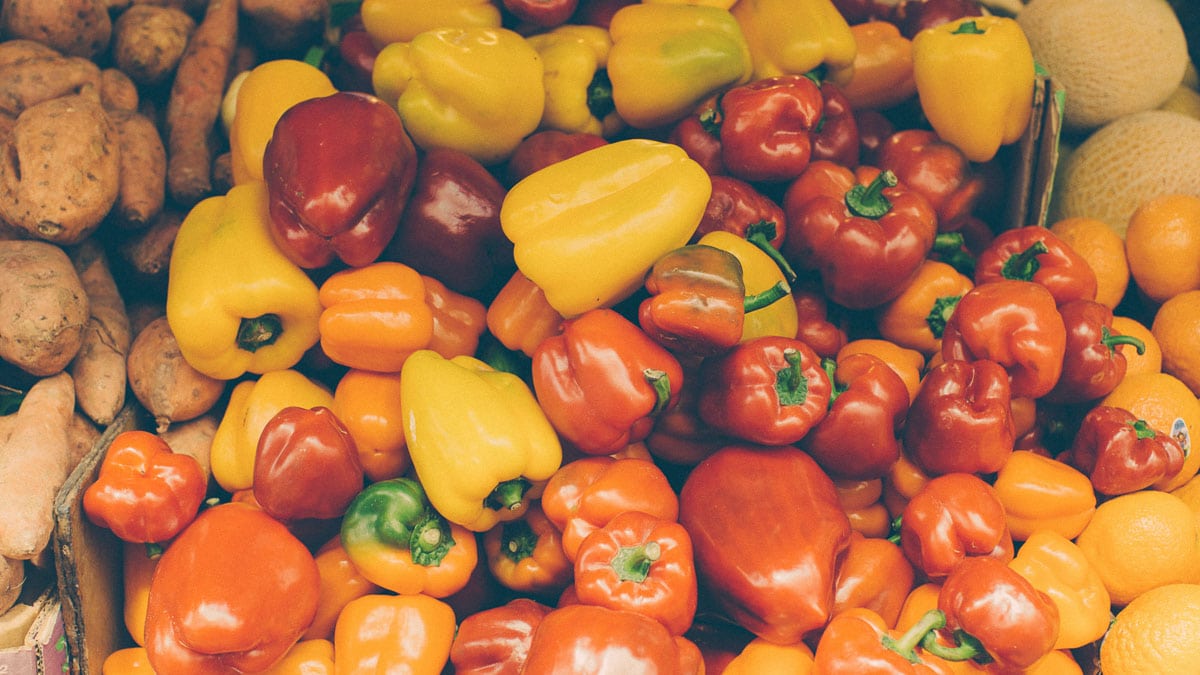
[902,359,1015,476]
[1063,405,1186,496]
[899,472,1014,582]
[449,598,552,675]
[527,25,623,137]
[253,405,365,522]
[638,244,750,357]
[974,226,1098,306]
[718,73,824,183]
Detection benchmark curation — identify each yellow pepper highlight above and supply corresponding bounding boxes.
[527,25,624,137]
[697,230,799,343]
[731,0,857,82]
[360,0,501,48]
[1009,530,1112,651]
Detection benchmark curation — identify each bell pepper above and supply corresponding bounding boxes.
[940,280,1067,400]
[486,270,565,357]
[974,226,1098,306]
[801,352,910,481]
[638,244,750,357]
[573,510,698,635]
[210,368,333,493]
[331,15,380,95]
[262,639,334,675]
[504,0,577,27]
[483,501,573,597]
[143,503,320,674]
[724,637,815,674]
[718,73,825,183]
[1008,530,1111,651]
[422,275,488,358]
[679,444,852,644]
[316,261,434,373]
[383,147,515,297]
[835,478,892,539]
[813,607,961,674]
[1063,405,1186,496]
[643,364,733,466]
[103,647,156,674]
[449,597,553,675]
[226,59,338,186]
[812,80,861,168]
[606,3,753,129]
[332,369,408,483]
[1044,300,1145,404]
[669,94,726,175]
[781,163,938,309]
[541,455,679,561]
[697,335,832,446]
[902,359,1015,476]
[252,405,365,522]
[333,593,456,674]
[991,450,1097,542]
[82,430,206,546]
[899,472,1014,582]
[359,0,500,47]
[698,230,799,342]
[896,0,985,39]
[839,338,925,406]
[500,138,712,318]
[303,537,380,641]
[876,260,974,357]
[730,0,856,81]
[401,349,562,531]
[883,451,933,521]
[504,130,610,186]
[532,308,683,454]
[339,477,479,596]
[832,531,916,629]
[929,556,1060,670]
[166,181,323,381]
[693,175,785,248]
[794,282,849,359]
[526,24,623,137]
[372,26,543,165]
[873,129,986,229]
[523,603,704,673]
[122,540,159,647]
[833,21,916,111]
[911,16,1035,163]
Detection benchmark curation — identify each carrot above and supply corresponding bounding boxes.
[109,108,167,229]
[69,239,132,426]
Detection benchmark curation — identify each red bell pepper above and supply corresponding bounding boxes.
[812,607,960,674]
[692,175,787,250]
[896,0,984,38]
[449,597,553,675]
[503,130,608,186]
[263,91,417,269]
[252,405,365,522]
[82,430,207,546]
[902,359,1016,476]
[719,74,825,183]
[1062,405,1186,496]
[643,363,734,466]
[503,0,578,28]
[899,472,1014,582]
[873,128,985,228]
[811,80,861,168]
[793,281,849,358]
[973,226,1099,306]
[669,94,724,176]
[522,604,704,673]
[330,15,378,94]
[800,352,910,481]
[832,530,917,629]
[696,335,832,446]
[679,444,852,644]
[532,308,684,455]
[1044,299,1146,404]
[940,279,1067,399]
[144,502,320,674]
[782,162,938,309]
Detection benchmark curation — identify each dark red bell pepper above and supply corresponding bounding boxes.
[792,281,849,359]
[873,128,985,228]
[831,0,902,24]
[522,604,704,673]
[692,175,787,250]
[330,16,379,94]
[719,74,825,183]
[1062,405,1186,496]
[973,226,1099,306]
[669,94,725,176]
[679,444,852,644]
[503,130,608,186]
[449,597,553,675]
[1044,299,1146,404]
[811,81,861,168]
[503,0,578,28]
[696,335,832,446]
[264,91,418,269]
[899,472,1014,582]
[643,363,734,466]
[896,0,985,38]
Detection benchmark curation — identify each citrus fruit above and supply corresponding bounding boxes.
[1075,490,1200,606]
[1110,315,1162,376]
[1169,471,1200,521]
[1100,583,1200,674]
[1124,194,1200,303]
[1102,371,1200,491]
[1048,216,1129,309]
[1152,289,1200,397]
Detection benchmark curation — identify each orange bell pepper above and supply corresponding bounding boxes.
[122,540,158,647]
[812,607,960,674]
[876,260,974,357]
[262,639,334,675]
[317,261,435,373]
[331,368,409,483]
[724,637,815,674]
[102,647,156,675]
[834,21,916,111]
[882,451,933,520]
[486,270,565,357]
[837,338,924,404]
[1008,529,1111,651]
[899,473,1014,582]
[303,537,381,641]
[422,274,488,360]
[893,584,986,675]
[333,593,457,674]
[832,530,916,628]
[991,450,1097,542]
[834,478,892,539]
[483,501,573,597]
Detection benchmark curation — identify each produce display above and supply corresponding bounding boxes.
[2,0,1200,673]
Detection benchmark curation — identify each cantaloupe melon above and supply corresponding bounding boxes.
[1018,0,1188,132]
[1051,110,1200,238]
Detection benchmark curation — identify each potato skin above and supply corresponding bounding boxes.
[127,316,225,433]
[0,0,112,60]
[112,5,195,86]
[0,240,90,376]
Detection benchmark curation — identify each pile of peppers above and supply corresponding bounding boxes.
[86,1,1181,673]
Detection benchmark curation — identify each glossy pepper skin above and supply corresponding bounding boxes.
[532,308,684,455]
[834,21,917,112]
[912,16,1035,163]
[500,139,712,318]
[698,230,799,343]
[899,472,1014,582]
[504,0,577,27]
[421,274,489,359]
[486,270,565,358]
[359,0,501,46]
[992,450,1097,542]
[876,259,974,357]
[832,530,917,628]
[317,262,435,373]
[1008,530,1110,651]
[144,503,320,674]
[1044,300,1145,404]
[252,405,365,522]
[82,430,206,545]
[338,477,479,597]
[263,91,418,269]
[902,359,1015,476]
[940,280,1067,400]
[692,175,787,249]
[730,0,856,81]
[638,244,749,357]
[503,130,609,186]
[522,603,704,673]
[401,350,562,531]
[697,336,832,446]
[166,181,322,380]
[873,129,985,229]
[679,445,853,644]
[974,226,1098,306]
[303,538,380,641]
[333,593,456,674]
[483,502,572,597]
[332,369,409,483]
[526,25,623,137]
[449,598,552,675]
[812,607,959,674]
[1063,405,1186,496]
[719,74,824,183]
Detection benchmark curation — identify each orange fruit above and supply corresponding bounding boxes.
[1075,490,1200,607]
[1124,193,1200,303]
[1100,583,1200,674]
[1152,289,1200,397]
[1169,471,1200,521]
[1049,216,1130,309]
[1101,371,1200,491]
[1110,315,1162,376]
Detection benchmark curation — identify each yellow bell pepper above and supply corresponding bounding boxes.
[209,368,334,493]
[227,59,337,185]
[526,24,624,138]
[731,0,857,82]
[262,639,335,675]
[912,16,1035,163]
[359,0,501,48]
[400,350,562,532]
[122,541,157,647]
[645,0,736,7]
[1008,530,1112,651]
[697,230,798,343]
[500,138,711,318]
[606,3,753,129]
[372,26,544,165]
[102,647,156,674]
[992,450,1097,542]
[166,181,323,380]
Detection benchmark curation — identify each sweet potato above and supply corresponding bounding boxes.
[113,4,195,86]
[0,556,22,613]
[115,208,183,289]
[0,0,112,60]
[159,412,216,484]
[241,0,326,56]
[127,315,224,433]
[0,240,90,377]
[67,410,101,470]
[100,67,139,112]
[109,108,167,229]
[69,239,132,426]
[0,371,75,560]
[0,54,102,118]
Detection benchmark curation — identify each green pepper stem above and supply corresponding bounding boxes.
[409,511,455,567]
[821,357,846,407]
[931,233,976,277]
[920,627,987,662]
[1101,326,1146,355]
[745,221,798,285]
[587,69,615,122]
[846,170,898,219]
[925,295,962,339]
[236,314,283,353]
[744,281,790,313]
[501,519,538,562]
[775,348,811,406]
[610,540,662,583]
[644,369,672,416]
[1001,240,1049,281]
[882,609,947,664]
[951,20,985,35]
[1131,419,1158,440]
[887,515,903,545]
[144,542,163,560]
[303,45,326,68]
[485,478,532,513]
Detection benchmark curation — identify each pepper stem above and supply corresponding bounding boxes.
[144,542,163,560]
[409,511,455,567]
[882,609,946,663]
[932,232,976,277]
[236,314,283,353]
[485,478,532,513]
[1101,325,1146,355]
[920,626,987,663]
[587,69,615,122]
[745,221,798,284]
[644,369,672,416]
[610,540,662,583]
[744,281,790,313]
[775,348,810,406]
[1000,240,1049,281]
[846,170,898,219]
[925,295,962,339]
[1131,419,1158,440]
[821,357,846,407]
[501,519,538,562]
[952,20,985,35]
